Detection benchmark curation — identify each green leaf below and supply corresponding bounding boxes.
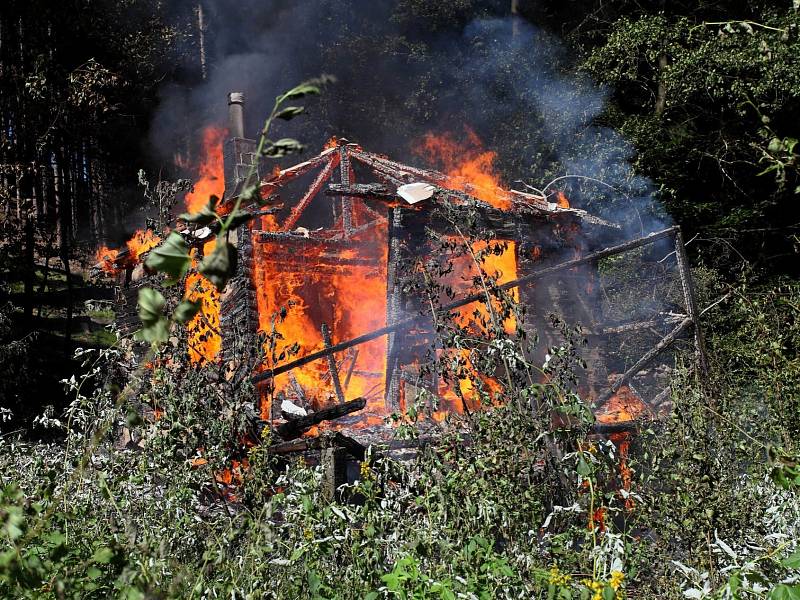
[126,408,143,427]
[275,106,305,120]
[134,288,170,344]
[307,570,321,593]
[263,138,305,158]
[91,546,114,564]
[226,210,254,230]
[179,194,220,226]
[729,573,741,594]
[87,566,102,580]
[199,242,237,292]
[602,585,615,600]
[289,547,305,562]
[281,84,321,101]
[768,138,784,153]
[137,287,165,325]
[173,299,202,324]
[145,232,191,282]
[770,584,800,600]
[782,550,800,570]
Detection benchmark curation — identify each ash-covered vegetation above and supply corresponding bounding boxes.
[1,1,800,598]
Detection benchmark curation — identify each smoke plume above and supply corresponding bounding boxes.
[150,0,668,235]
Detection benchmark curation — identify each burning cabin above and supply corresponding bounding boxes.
[106,91,705,442]
[202,92,706,435]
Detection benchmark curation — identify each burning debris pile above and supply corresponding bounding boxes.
[97,92,705,451]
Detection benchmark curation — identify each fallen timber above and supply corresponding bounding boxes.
[592,316,694,410]
[252,226,681,385]
[276,397,366,440]
[268,432,366,460]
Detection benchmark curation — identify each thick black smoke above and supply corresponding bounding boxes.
[150,0,668,236]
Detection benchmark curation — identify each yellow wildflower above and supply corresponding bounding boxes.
[548,565,571,587]
[610,570,625,599]
[359,460,372,481]
[610,570,624,589]
[582,579,605,600]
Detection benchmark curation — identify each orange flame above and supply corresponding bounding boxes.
[185,240,221,364]
[95,245,120,274]
[554,191,570,208]
[595,385,647,424]
[416,129,512,210]
[184,125,227,214]
[435,239,519,413]
[610,431,635,509]
[253,221,389,421]
[126,229,161,261]
[181,126,226,364]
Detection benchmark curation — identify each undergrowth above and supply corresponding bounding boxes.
[1,231,800,598]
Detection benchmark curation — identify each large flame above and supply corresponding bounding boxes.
[253,215,389,421]
[184,125,227,214]
[126,229,162,261]
[416,129,512,210]
[93,230,159,276]
[182,125,227,364]
[435,239,519,414]
[95,245,120,274]
[185,240,221,364]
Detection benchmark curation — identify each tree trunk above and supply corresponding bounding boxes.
[54,146,73,351]
[23,217,35,326]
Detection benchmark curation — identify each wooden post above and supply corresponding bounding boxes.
[384,207,404,410]
[674,231,708,379]
[321,323,346,404]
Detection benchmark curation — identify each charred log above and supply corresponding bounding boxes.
[276,397,367,440]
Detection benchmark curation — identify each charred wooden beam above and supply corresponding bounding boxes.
[330,432,366,461]
[260,254,381,270]
[339,147,355,236]
[650,385,672,407]
[267,437,318,454]
[674,231,709,379]
[349,151,413,186]
[343,348,359,391]
[326,182,394,198]
[252,226,680,385]
[276,397,367,440]
[595,316,693,409]
[333,217,387,238]
[350,150,447,184]
[255,231,353,249]
[384,207,405,410]
[591,420,644,434]
[321,323,346,404]
[588,313,687,336]
[281,153,340,232]
[257,147,338,199]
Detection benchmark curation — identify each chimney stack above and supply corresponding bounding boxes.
[228,92,245,138]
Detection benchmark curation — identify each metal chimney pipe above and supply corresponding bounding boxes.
[228,92,245,138]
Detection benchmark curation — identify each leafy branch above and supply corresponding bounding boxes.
[135,75,334,345]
